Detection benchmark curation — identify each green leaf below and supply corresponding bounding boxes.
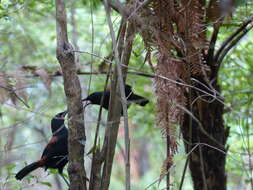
[48,168,58,174]
[86,144,100,155]
[25,175,35,183]
[5,164,16,172]
[40,181,52,187]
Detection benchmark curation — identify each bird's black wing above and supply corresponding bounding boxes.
[41,133,68,159]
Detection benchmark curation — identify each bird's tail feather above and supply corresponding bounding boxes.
[15,161,41,180]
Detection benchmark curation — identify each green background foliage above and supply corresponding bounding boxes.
[0,0,253,189]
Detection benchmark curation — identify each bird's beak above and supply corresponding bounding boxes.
[83,101,91,109]
[61,110,68,118]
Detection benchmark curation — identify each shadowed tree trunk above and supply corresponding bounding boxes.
[177,1,229,189]
[181,79,229,190]
[55,0,87,189]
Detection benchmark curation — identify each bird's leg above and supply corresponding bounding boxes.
[60,173,70,187]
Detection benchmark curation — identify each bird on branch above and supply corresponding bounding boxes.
[15,110,69,185]
[82,84,149,114]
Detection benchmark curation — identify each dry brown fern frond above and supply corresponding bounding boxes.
[155,55,187,154]
[138,1,211,177]
[139,0,210,77]
[139,0,178,53]
[159,156,173,185]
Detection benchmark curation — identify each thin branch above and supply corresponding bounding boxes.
[88,61,113,190]
[103,10,137,190]
[214,14,253,63]
[178,158,189,190]
[87,0,95,97]
[118,21,135,190]
[60,173,70,187]
[24,69,155,78]
[89,23,125,188]
[100,0,122,13]
[74,49,112,62]
[99,15,126,190]
[215,23,253,74]
[0,85,30,108]
[166,130,170,190]
[102,1,131,188]
[206,25,220,66]
[198,140,208,190]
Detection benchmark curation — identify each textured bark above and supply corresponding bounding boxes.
[181,80,229,190]
[179,1,229,189]
[88,13,135,188]
[88,20,127,190]
[100,71,123,190]
[179,1,228,189]
[100,17,134,190]
[55,0,87,189]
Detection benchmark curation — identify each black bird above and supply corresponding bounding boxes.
[82,84,149,112]
[15,111,68,182]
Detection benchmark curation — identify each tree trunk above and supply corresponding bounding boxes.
[181,80,229,190]
[55,0,87,189]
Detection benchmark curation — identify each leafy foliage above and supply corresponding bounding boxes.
[0,0,252,190]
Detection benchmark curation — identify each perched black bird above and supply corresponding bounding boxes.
[82,84,149,112]
[15,111,68,181]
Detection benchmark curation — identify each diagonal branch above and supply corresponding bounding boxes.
[214,15,253,63]
[213,21,253,76]
[100,1,135,189]
[88,61,112,190]
[206,25,220,66]
[100,6,127,189]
